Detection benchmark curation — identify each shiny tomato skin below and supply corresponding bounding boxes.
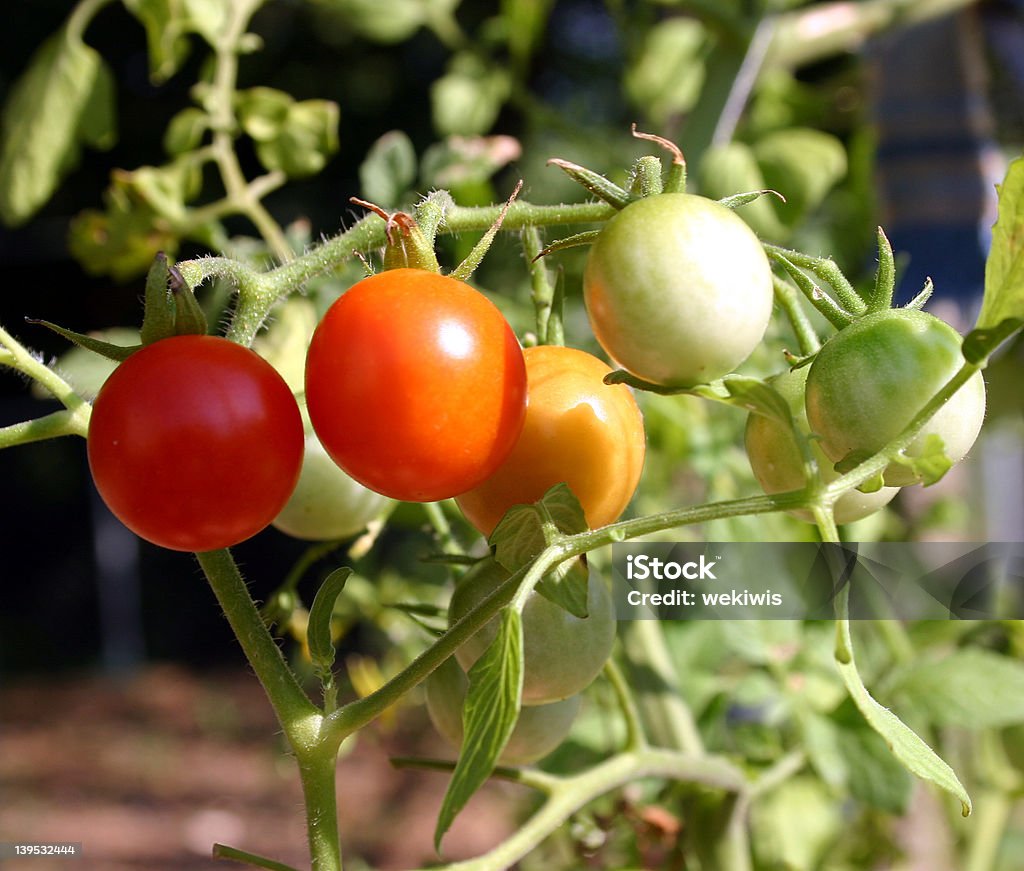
[584,193,773,387]
[304,269,527,503]
[87,335,304,552]
[455,345,646,536]
[805,309,987,487]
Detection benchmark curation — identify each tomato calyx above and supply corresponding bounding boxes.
[350,197,442,273]
[27,252,208,363]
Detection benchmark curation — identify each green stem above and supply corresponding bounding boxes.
[296,747,342,871]
[212,843,302,871]
[196,550,340,869]
[409,749,748,871]
[0,409,89,447]
[772,275,820,356]
[521,225,557,345]
[964,790,1013,871]
[207,0,293,263]
[603,659,648,752]
[618,619,703,755]
[66,0,116,43]
[195,549,319,731]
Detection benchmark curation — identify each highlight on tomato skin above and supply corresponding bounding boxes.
[455,344,646,536]
[304,268,528,503]
[86,334,305,552]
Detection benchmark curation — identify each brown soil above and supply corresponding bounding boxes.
[1,665,520,870]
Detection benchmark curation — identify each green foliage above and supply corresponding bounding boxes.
[0,28,115,226]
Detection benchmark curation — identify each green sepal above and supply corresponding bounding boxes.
[904,277,934,312]
[451,180,523,282]
[604,372,793,429]
[533,229,601,260]
[868,226,896,312]
[169,264,208,336]
[140,252,175,344]
[546,158,633,209]
[307,567,353,679]
[717,189,785,210]
[25,318,141,362]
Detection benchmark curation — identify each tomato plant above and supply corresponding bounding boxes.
[449,558,615,706]
[425,655,581,766]
[87,335,304,552]
[745,366,899,524]
[304,268,527,503]
[456,345,646,535]
[804,309,987,487]
[272,431,393,541]
[583,193,774,387]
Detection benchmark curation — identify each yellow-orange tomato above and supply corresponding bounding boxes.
[456,345,646,535]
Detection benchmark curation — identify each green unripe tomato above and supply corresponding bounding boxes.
[449,559,615,706]
[745,367,899,525]
[272,432,394,540]
[425,655,581,765]
[583,193,773,387]
[805,309,986,487]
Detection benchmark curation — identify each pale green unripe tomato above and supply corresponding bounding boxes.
[584,193,773,387]
[805,309,986,487]
[449,559,615,706]
[272,433,393,540]
[425,656,581,766]
[745,367,899,525]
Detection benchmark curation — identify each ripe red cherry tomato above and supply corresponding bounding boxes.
[87,335,304,552]
[455,345,646,536]
[304,268,527,502]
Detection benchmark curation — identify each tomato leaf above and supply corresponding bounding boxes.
[0,28,116,227]
[977,156,1024,338]
[307,567,352,677]
[886,649,1024,729]
[435,609,523,851]
[490,485,589,618]
[699,143,787,239]
[254,100,340,180]
[359,130,417,208]
[431,53,511,138]
[835,616,971,817]
[832,703,913,814]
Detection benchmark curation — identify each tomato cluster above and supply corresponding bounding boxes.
[82,181,990,774]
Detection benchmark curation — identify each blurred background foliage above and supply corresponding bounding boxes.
[0,0,1021,763]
